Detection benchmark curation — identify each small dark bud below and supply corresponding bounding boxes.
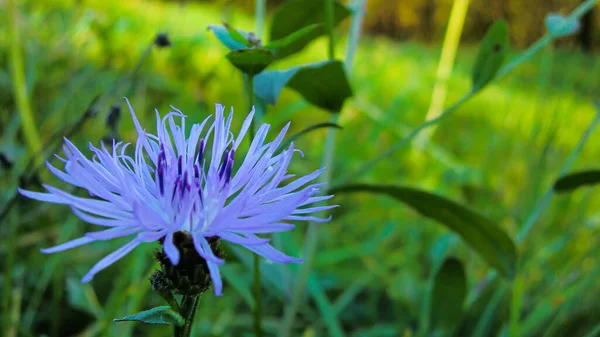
[246,32,262,47]
[150,270,172,293]
[0,152,13,170]
[155,231,224,295]
[154,33,171,48]
[106,104,121,131]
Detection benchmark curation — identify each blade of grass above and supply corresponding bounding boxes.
[417,0,470,142]
[7,0,42,159]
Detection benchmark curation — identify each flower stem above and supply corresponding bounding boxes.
[174,295,200,337]
[253,254,262,337]
[325,0,335,60]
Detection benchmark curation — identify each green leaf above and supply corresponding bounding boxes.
[276,122,342,153]
[554,170,600,192]
[223,22,251,46]
[330,184,517,278]
[113,306,184,326]
[253,68,298,104]
[471,20,509,91]
[430,258,467,337]
[254,60,352,112]
[270,0,352,41]
[225,48,275,76]
[545,14,580,37]
[264,24,325,60]
[207,25,248,50]
[66,277,103,318]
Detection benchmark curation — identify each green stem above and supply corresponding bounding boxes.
[7,0,42,160]
[325,0,335,59]
[336,91,474,186]
[253,254,262,337]
[174,295,200,337]
[255,0,266,40]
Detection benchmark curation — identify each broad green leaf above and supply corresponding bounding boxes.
[113,306,184,326]
[207,25,248,50]
[264,24,324,60]
[254,60,352,112]
[253,67,298,104]
[225,48,275,76]
[554,170,600,192]
[330,184,517,278]
[430,258,467,337]
[270,0,352,41]
[545,14,580,37]
[276,122,342,153]
[66,277,103,318]
[471,20,509,91]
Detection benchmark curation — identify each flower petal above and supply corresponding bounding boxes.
[41,236,95,254]
[81,238,141,283]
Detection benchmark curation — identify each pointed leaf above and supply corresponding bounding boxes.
[226,48,275,76]
[276,122,342,153]
[253,68,299,105]
[270,0,352,41]
[430,258,467,337]
[264,24,325,60]
[471,20,509,91]
[254,60,352,112]
[113,306,184,326]
[554,170,600,193]
[545,14,580,37]
[330,184,517,278]
[208,25,248,50]
[223,22,252,46]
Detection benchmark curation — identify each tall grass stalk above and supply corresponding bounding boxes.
[417,0,470,143]
[7,0,42,160]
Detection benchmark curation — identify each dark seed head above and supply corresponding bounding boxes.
[154,32,171,48]
[155,231,224,295]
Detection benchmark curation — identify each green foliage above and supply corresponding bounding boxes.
[330,184,517,278]
[554,170,600,192]
[255,60,353,112]
[225,48,274,76]
[263,24,324,61]
[207,25,248,50]
[114,306,184,326]
[430,258,467,337]
[275,122,342,153]
[471,20,509,91]
[269,0,351,41]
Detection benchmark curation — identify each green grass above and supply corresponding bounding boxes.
[1,0,600,336]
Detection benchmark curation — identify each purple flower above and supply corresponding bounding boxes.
[19,98,336,296]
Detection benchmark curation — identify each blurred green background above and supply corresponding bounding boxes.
[1,0,600,336]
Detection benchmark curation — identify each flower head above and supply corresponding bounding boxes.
[19,98,336,296]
